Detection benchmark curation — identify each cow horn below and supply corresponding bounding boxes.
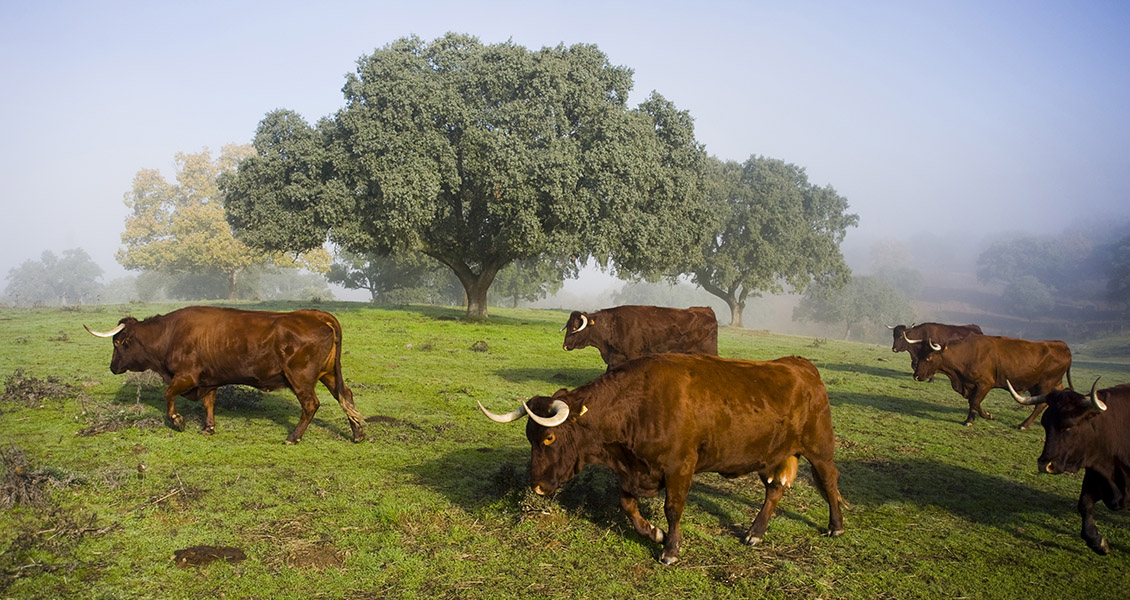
[574,314,589,333]
[902,332,922,344]
[929,340,942,351]
[524,399,570,428]
[1087,377,1107,412]
[477,400,528,423]
[1006,380,1046,406]
[84,323,125,338]
[886,324,896,330]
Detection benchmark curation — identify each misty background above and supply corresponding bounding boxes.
[3,1,1128,343]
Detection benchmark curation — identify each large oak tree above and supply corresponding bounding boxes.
[221,33,712,319]
[692,156,857,327]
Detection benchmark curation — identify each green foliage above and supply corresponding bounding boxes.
[794,275,914,341]
[2,303,1129,599]
[327,250,461,305]
[976,233,1092,290]
[1004,275,1055,320]
[490,256,573,308]
[1106,232,1130,308]
[222,33,713,319]
[693,156,857,327]
[2,248,103,306]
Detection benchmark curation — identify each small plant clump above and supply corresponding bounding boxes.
[0,446,79,509]
[0,369,78,407]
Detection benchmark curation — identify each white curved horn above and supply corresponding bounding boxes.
[84,323,125,338]
[524,399,570,428]
[1087,377,1107,412]
[929,340,942,351]
[1007,380,1046,406]
[902,332,922,344]
[477,400,528,423]
[574,314,589,333]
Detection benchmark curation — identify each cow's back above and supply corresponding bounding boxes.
[594,354,830,474]
[604,305,718,359]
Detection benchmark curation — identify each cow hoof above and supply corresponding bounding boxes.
[169,415,186,432]
[827,528,845,538]
[202,427,215,436]
[962,421,973,427]
[1017,424,1029,431]
[352,433,366,443]
[659,554,679,566]
[743,534,762,546]
[284,438,300,445]
[1090,538,1110,555]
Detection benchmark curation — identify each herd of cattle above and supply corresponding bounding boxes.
[83,305,1127,562]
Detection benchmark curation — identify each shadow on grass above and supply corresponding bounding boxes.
[494,367,605,388]
[831,391,967,424]
[819,361,913,380]
[110,382,359,442]
[837,455,1130,553]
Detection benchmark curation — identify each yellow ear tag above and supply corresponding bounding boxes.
[579,405,589,417]
[543,433,556,446]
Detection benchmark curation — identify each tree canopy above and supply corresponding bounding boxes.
[691,156,857,327]
[221,33,712,319]
[118,145,328,299]
[793,275,914,341]
[3,248,102,306]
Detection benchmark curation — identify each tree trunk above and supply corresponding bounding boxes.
[729,298,744,328]
[437,255,504,321]
[227,269,239,300]
[465,279,490,320]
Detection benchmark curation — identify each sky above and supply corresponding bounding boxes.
[2,0,1129,295]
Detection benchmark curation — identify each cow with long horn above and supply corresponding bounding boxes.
[911,333,1071,428]
[560,305,718,371]
[479,353,845,565]
[888,322,982,379]
[85,306,365,444]
[1007,377,1130,554]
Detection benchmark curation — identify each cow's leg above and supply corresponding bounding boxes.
[807,456,845,537]
[1017,402,1046,430]
[659,472,693,565]
[1079,478,1109,554]
[286,389,320,445]
[964,386,992,425]
[745,476,786,546]
[200,388,217,435]
[163,375,196,432]
[620,491,665,544]
[320,373,366,443]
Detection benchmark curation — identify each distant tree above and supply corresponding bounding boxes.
[328,251,450,303]
[1004,275,1054,320]
[976,234,1091,290]
[3,248,102,306]
[876,265,925,300]
[491,257,572,309]
[793,275,913,341]
[611,278,724,314]
[691,156,857,327]
[117,145,326,300]
[221,33,712,320]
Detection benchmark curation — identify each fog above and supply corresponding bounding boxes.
[3,1,1128,340]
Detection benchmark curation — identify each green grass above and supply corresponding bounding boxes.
[1,302,1128,599]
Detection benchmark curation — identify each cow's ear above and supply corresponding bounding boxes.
[552,388,569,398]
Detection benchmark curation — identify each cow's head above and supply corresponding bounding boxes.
[888,323,915,352]
[1008,379,1107,475]
[561,310,598,352]
[84,317,143,374]
[478,389,591,495]
[911,339,945,382]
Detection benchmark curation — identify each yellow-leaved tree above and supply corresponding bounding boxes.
[117,144,328,299]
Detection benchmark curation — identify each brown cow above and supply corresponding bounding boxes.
[561,305,718,370]
[479,353,845,565]
[85,306,365,444]
[913,334,1072,429]
[889,322,983,377]
[1008,379,1130,554]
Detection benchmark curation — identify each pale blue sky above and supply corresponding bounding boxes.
[2,0,1128,287]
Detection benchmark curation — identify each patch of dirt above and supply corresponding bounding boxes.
[76,402,163,437]
[247,517,346,572]
[0,446,79,509]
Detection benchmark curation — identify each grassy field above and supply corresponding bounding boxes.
[1,302,1128,599]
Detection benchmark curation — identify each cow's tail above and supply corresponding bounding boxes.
[325,316,363,425]
[1065,366,1074,391]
